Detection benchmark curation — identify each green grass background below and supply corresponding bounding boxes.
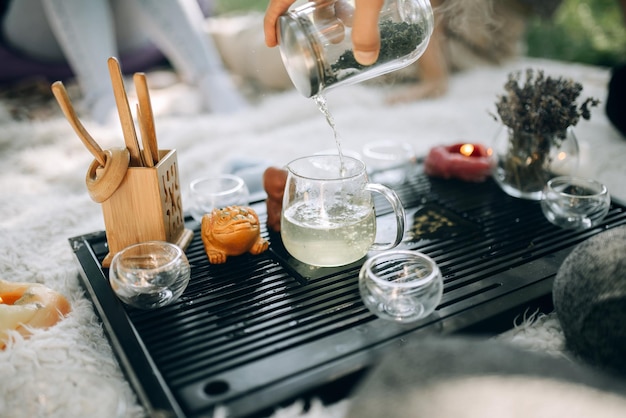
[214,0,626,68]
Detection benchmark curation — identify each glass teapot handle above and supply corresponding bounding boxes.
[364,183,406,250]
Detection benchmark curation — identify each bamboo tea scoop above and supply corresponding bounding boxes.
[51,81,107,167]
[134,72,159,166]
[51,81,130,203]
[85,147,130,203]
[108,57,143,167]
[136,104,153,168]
[52,81,130,203]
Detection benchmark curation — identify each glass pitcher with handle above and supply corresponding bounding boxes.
[281,154,406,267]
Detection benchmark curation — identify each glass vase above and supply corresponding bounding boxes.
[491,126,580,200]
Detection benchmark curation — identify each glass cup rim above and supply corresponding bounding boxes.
[111,240,184,274]
[360,250,440,289]
[189,174,247,197]
[546,175,608,198]
[314,148,362,160]
[362,140,415,161]
[286,154,365,181]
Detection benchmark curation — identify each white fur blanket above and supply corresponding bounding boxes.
[0,55,624,417]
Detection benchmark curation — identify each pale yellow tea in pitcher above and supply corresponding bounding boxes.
[281,155,405,267]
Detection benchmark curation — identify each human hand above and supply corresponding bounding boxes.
[264,0,384,65]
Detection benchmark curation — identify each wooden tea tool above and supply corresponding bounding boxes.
[84,148,131,203]
[51,81,107,167]
[136,104,153,168]
[107,56,143,167]
[68,58,194,267]
[51,81,130,203]
[134,72,160,166]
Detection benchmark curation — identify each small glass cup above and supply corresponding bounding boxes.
[362,140,416,185]
[109,241,191,309]
[541,176,610,230]
[359,250,443,323]
[189,174,250,222]
[314,147,362,161]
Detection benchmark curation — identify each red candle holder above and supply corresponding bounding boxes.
[424,142,493,182]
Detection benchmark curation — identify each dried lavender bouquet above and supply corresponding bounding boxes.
[491,69,599,197]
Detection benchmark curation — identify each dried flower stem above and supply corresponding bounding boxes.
[492,69,599,196]
[494,68,599,138]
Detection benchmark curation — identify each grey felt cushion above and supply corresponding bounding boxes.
[553,225,626,375]
[347,336,626,418]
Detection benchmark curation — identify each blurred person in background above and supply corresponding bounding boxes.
[385,0,564,103]
[0,0,247,123]
[263,0,563,103]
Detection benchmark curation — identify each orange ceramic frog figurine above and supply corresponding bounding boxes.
[201,205,269,264]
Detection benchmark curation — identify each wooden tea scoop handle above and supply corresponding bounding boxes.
[136,104,154,168]
[51,81,107,167]
[133,72,159,165]
[107,57,143,167]
[85,147,130,203]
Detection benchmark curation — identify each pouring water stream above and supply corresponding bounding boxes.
[313,94,346,177]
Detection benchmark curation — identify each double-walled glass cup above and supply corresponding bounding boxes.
[359,250,443,323]
[281,154,405,267]
[277,0,434,97]
[362,140,416,185]
[189,174,250,222]
[109,241,190,309]
[541,176,610,230]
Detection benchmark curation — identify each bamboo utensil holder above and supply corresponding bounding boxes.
[53,57,193,267]
[100,149,193,267]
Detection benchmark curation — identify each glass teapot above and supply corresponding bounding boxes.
[277,0,434,97]
[281,154,406,267]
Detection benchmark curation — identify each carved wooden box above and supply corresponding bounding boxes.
[100,149,193,267]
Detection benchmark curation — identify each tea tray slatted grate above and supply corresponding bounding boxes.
[70,170,626,418]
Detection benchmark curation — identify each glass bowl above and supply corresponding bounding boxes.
[109,241,190,309]
[359,250,443,323]
[541,176,610,230]
[362,140,416,185]
[189,174,250,222]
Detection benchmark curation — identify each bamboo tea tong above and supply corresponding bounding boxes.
[52,57,161,201]
[108,57,160,167]
[51,81,109,167]
[107,57,143,167]
[51,81,129,203]
[133,71,159,167]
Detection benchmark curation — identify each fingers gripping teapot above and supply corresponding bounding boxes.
[277,0,434,97]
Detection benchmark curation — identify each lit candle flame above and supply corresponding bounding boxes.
[459,143,474,157]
